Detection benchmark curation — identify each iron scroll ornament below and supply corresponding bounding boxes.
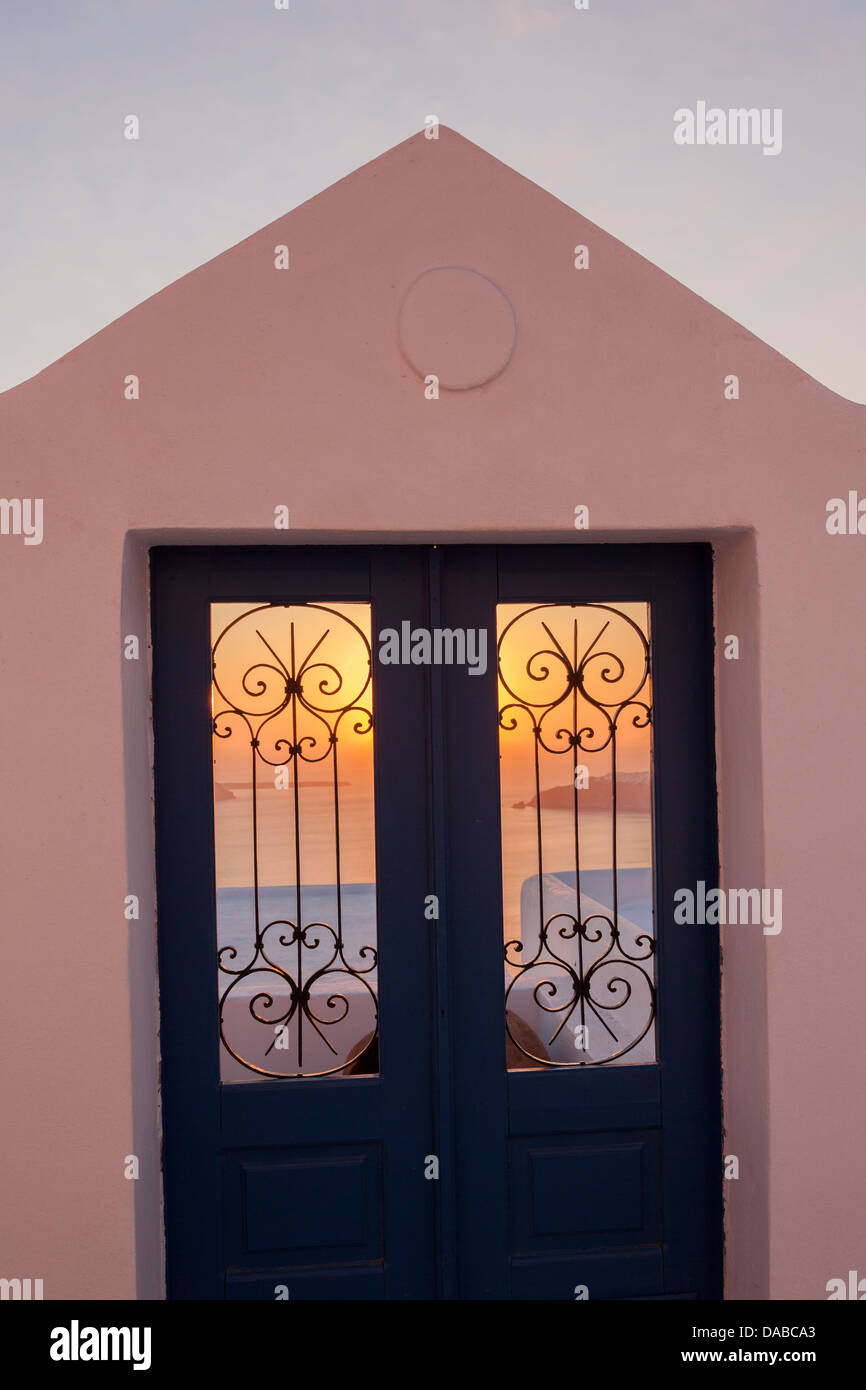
[498,603,656,1066]
[212,603,377,1078]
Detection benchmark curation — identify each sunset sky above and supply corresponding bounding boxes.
[210,598,652,787]
[210,598,653,903]
[211,600,374,784]
[497,600,653,793]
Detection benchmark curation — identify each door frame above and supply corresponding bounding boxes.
[149,541,722,1299]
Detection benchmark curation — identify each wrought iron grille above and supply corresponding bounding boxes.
[498,603,656,1067]
[211,602,377,1079]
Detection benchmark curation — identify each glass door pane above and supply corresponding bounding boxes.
[211,601,378,1080]
[497,601,656,1068]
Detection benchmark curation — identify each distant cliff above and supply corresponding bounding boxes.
[513,773,650,812]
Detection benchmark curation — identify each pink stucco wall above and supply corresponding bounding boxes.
[0,128,863,1299]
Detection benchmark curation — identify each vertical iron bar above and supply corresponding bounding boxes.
[611,721,618,938]
[290,621,304,1070]
[533,727,545,944]
[332,738,343,951]
[572,617,585,1034]
[251,739,261,948]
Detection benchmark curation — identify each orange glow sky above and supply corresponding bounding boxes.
[211,602,375,785]
[497,601,653,796]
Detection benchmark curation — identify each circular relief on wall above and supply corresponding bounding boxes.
[398,266,517,390]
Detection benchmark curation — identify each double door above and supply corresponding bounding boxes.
[152,543,721,1299]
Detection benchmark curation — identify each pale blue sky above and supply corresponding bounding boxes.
[2,0,864,399]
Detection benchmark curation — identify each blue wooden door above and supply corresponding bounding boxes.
[152,546,438,1298]
[439,544,722,1299]
[152,543,721,1299]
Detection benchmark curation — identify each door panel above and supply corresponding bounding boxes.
[441,545,721,1300]
[496,597,656,1069]
[211,597,380,1081]
[152,547,437,1299]
[152,543,721,1300]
